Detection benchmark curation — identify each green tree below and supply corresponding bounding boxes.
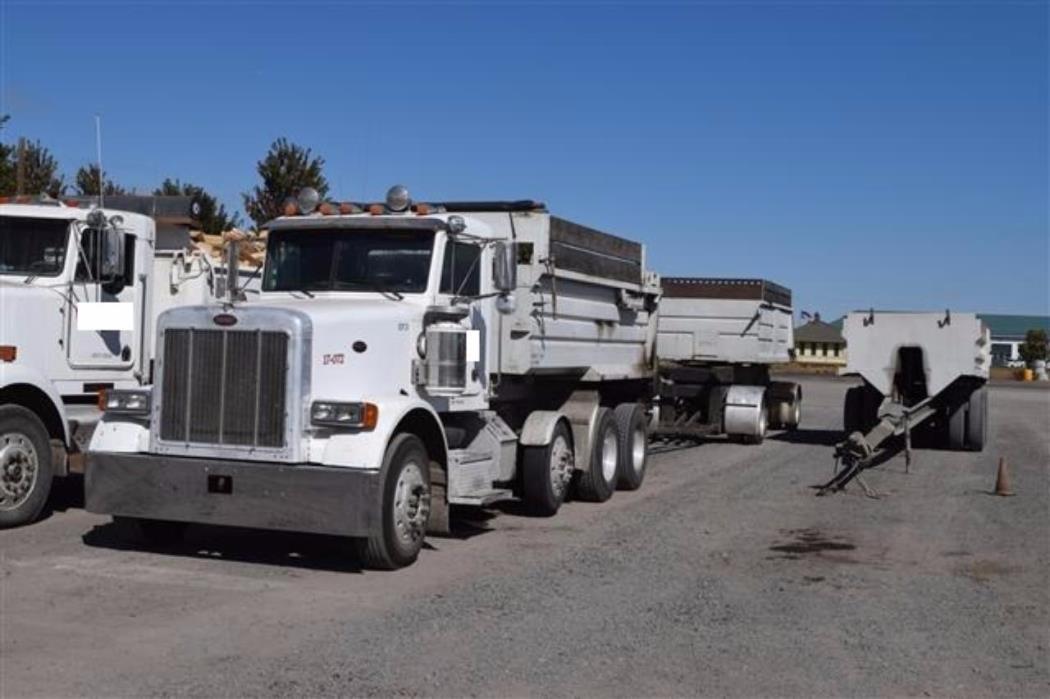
[242,137,328,229]
[74,164,126,196]
[0,115,14,194]
[1018,328,1049,365]
[0,137,65,197]
[154,178,241,235]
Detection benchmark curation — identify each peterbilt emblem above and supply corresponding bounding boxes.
[213,313,237,327]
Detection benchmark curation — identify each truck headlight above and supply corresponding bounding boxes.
[311,401,378,429]
[102,389,151,415]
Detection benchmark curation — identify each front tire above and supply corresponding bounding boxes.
[0,406,54,528]
[574,408,618,502]
[523,420,574,516]
[355,433,431,570]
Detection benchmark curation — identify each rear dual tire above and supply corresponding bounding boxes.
[574,408,619,502]
[614,403,649,491]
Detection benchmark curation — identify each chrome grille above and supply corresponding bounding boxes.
[159,328,288,447]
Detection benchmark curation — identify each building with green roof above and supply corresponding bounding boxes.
[978,314,1050,367]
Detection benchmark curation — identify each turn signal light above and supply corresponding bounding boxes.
[0,345,17,362]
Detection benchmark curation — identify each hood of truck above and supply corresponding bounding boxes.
[240,295,425,400]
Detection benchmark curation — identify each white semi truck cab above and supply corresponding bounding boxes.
[0,196,237,527]
[88,185,663,568]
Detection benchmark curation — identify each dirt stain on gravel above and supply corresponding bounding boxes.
[955,559,1020,582]
[769,528,856,557]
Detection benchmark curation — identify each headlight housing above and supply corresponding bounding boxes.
[102,389,151,415]
[310,401,378,429]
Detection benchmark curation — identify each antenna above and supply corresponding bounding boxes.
[95,114,104,209]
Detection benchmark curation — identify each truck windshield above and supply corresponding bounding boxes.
[263,228,435,293]
[0,216,71,277]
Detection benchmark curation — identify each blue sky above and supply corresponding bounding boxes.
[2,0,1046,318]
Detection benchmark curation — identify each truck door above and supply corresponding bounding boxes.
[65,225,139,370]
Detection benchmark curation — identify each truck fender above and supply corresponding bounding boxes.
[0,364,72,446]
[316,397,447,472]
[519,410,570,448]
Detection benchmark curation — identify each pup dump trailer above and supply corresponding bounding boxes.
[819,310,990,494]
[654,278,801,443]
[0,196,243,527]
[88,186,661,569]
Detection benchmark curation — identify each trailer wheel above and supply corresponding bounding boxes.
[843,387,863,434]
[615,403,649,491]
[574,408,619,502]
[966,386,988,451]
[354,433,431,569]
[741,406,767,445]
[117,517,187,547]
[0,406,54,528]
[947,403,967,451]
[523,420,574,516]
[785,385,802,430]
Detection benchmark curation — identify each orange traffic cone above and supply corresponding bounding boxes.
[994,457,1015,497]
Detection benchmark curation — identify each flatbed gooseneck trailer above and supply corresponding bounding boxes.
[87,186,803,568]
[820,310,990,494]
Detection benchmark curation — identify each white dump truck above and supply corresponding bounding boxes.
[0,196,240,527]
[654,277,800,442]
[86,186,801,569]
[819,310,990,493]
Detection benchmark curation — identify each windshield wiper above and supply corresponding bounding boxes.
[333,279,405,300]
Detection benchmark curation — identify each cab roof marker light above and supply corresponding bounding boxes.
[282,198,298,217]
[414,202,430,215]
[368,203,384,216]
[447,215,466,234]
[385,184,411,212]
[318,202,335,215]
[339,202,359,215]
[297,187,321,215]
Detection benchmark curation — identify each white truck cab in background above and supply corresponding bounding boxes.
[0,197,239,527]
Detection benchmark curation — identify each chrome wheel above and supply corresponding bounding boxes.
[601,428,619,484]
[392,461,430,549]
[549,434,573,499]
[0,432,38,511]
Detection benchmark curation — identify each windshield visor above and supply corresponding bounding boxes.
[263,228,435,293]
[0,216,71,276]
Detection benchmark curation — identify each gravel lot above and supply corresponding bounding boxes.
[1,377,1047,697]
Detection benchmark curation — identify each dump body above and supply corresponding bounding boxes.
[843,311,990,399]
[826,311,991,493]
[657,278,793,364]
[652,278,801,441]
[464,211,660,381]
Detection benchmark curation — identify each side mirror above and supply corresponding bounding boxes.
[100,227,124,282]
[492,241,517,293]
